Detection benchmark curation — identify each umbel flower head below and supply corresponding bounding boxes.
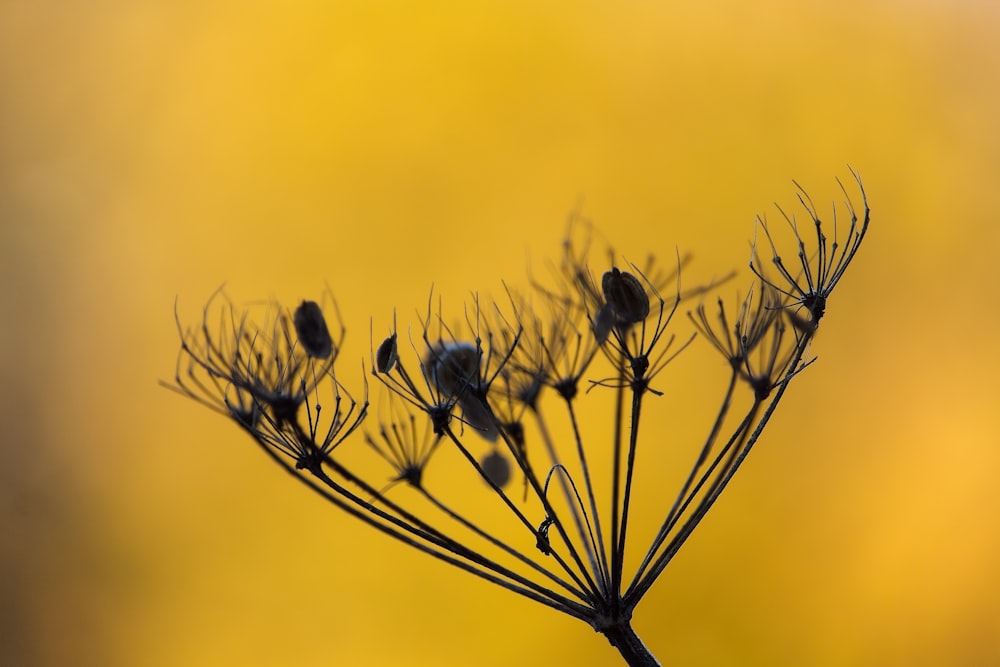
[164,289,366,470]
[164,170,870,666]
[751,166,870,332]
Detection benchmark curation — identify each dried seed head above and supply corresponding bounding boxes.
[602,267,649,325]
[426,341,498,441]
[376,333,399,373]
[294,300,333,359]
[480,449,511,488]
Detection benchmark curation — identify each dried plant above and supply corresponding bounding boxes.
[164,169,870,665]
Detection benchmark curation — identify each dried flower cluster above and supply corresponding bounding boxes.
[164,170,870,666]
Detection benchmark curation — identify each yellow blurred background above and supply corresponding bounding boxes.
[2,1,998,665]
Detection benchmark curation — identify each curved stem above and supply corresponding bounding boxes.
[532,405,603,592]
[443,426,601,603]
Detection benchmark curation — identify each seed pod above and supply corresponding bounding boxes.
[602,267,649,325]
[375,333,399,373]
[426,341,498,441]
[786,309,817,335]
[294,300,333,359]
[593,302,616,344]
[458,394,499,442]
[480,449,511,488]
[427,342,479,396]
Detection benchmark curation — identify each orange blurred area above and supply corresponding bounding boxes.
[2,1,998,665]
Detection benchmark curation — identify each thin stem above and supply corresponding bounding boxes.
[308,462,585,611]
[444,426,602,603]
[627,335,811,605]
[614,382,645,595]
[251,435,593,620]
[564,397,613,594]
[602,620,661,667]
[609,375,626,593]
[631,369,739,586]
[415,484,589,602]
[626,401,760,604]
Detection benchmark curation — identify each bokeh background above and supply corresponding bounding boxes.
[2,1,998,665]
